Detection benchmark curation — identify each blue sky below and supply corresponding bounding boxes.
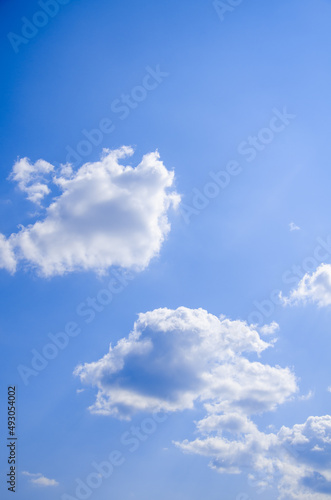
[1,0,331,499]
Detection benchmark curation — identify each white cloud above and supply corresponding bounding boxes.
[75,306,331,499]
[280,264,331,308]
[312,445,324,452]
[74,307,297,420]
[9,157,54,204]
[0,147,180,277]
[177,414,331,499]
[0,234,17,273]
[298,390,314,401]
[259,321,279,336]
[289,222,301,231]
[22,471,58,487]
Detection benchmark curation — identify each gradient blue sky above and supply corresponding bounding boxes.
[1,0,331,499]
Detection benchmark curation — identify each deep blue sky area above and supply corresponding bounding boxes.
[1,1,331,499]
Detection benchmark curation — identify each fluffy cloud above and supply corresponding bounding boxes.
[259,321,279,336]
[9,157,54,204]
[281,264,331,307]
[75,306,331,499]
[0,234,17,273]
[22,471,59,487]
[74,307,297,419]
[0,147,180,276]
[178,415,331,499]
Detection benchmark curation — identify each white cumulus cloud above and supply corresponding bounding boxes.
[259,321,280,336]
[74,307,297,419]
[74,306,331,499]
[177,414,331,499]
[9,157,54,204]
[0,147,180,277]
[280,264,331,308]
[22,471,59,487]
